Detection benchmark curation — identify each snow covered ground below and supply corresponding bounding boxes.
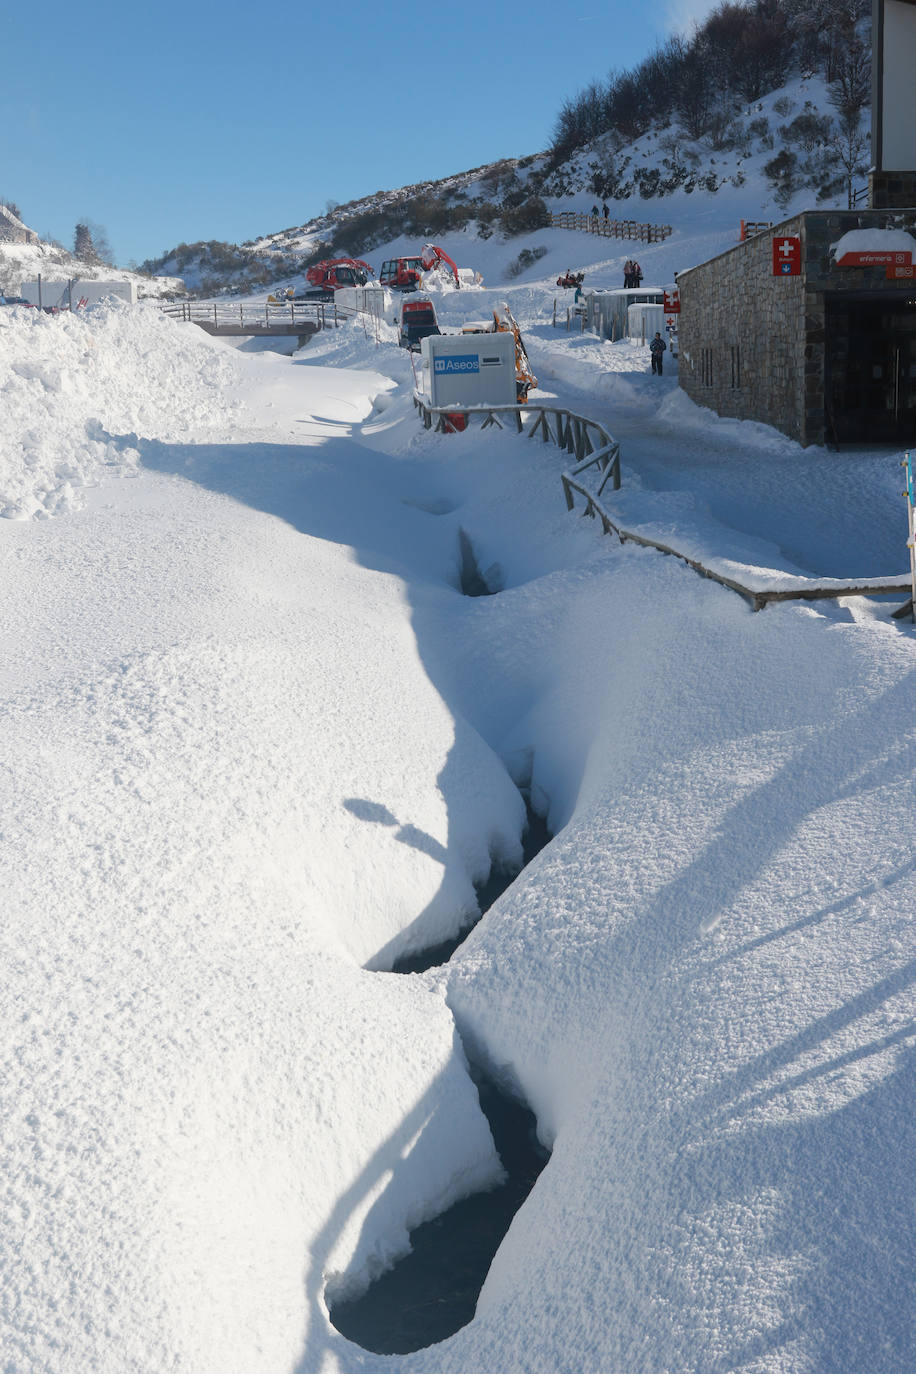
[3,211,916,1374]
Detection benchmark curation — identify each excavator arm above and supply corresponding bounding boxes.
[492,304,537,402]
[420,244,460,289]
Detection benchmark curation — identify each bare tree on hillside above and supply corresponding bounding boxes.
[827,112,869,206]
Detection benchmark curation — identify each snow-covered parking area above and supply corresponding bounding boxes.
[2,294,916,1373]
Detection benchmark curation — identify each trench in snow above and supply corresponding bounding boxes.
[327,530,552,1355]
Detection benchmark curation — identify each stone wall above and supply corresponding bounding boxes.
[0,209,34,245]
[677,214,807,442]
[678,209,916,446]
[870,171,916,209]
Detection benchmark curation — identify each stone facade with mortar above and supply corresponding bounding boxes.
[677,209,916,447]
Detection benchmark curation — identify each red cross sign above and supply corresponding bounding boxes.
[772,236,801,275]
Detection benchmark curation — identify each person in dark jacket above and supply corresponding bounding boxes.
[649,331,667,375]
[602,202,610,222]
[632,260,643,287]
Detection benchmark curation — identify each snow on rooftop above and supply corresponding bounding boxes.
[831,227,916,257]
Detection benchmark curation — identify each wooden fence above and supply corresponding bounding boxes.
[413,395,622,489]
[412,392,907,613]
[547,212,673,243]
[561,470,911,613]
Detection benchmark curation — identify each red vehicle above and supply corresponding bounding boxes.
[379,244,461,292]
[397,296,441,351]
[379,256,424,291]
[303,257,374,298]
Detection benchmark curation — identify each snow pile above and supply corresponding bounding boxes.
[0,302,243,518]
[0,305,534,1370]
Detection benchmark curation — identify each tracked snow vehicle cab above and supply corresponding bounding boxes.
[397,296,441,352]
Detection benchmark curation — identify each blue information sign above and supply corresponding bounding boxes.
[433,354,480,375]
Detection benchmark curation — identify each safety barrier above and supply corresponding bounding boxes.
[548,212,673,243]
[159,298,355,337]
[561,470,911,613]
[413,394,622,486]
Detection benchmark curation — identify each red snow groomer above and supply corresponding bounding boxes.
[379,244,461,291]
[557,269,585,289]
[303,257,374,298]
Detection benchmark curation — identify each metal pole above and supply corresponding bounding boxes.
[38,273,42,311]
[903,453,916,622]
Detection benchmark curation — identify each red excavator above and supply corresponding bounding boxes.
[379,255,424,291]
[379,244,461,291]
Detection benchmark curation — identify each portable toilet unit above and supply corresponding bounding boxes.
[586,287,665,340]
[420,331,517,408]
[627,301,665,343]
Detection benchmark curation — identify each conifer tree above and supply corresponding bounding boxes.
[74,223,97,261]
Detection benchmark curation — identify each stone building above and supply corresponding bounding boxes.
[0,206,35,245]
[677,209,916,447]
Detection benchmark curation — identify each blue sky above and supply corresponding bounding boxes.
[2,0,716,266]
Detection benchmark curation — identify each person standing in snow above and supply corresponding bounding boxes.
[602,202,610,224]
[623,259,633,287]
[649,331,667,375]
[591,204,599,225]
[632,260,643,288]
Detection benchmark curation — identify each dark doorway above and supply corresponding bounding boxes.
[825,293,916,445]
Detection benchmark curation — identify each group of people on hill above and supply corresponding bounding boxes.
[579,216,663,374]
[623,259,642,288]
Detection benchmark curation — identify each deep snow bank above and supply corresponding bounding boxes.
[0,301,246,519]
[0,304,533,1372]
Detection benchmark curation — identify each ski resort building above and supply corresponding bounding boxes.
[676,209,916,448]
[678,1,916,448]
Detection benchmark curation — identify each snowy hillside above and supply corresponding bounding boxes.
[0,220,182,301]
[2,167,916,1374]
[141,63,861,299]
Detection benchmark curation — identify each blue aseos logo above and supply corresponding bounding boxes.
[434,354,480,375]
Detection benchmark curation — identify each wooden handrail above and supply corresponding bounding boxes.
[560,475,910,612]
[412,395,622,489]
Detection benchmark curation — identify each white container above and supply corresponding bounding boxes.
[335,283,387,318]
[420,331,517,408]
[20,279,137,309]
[627,301,665,343]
